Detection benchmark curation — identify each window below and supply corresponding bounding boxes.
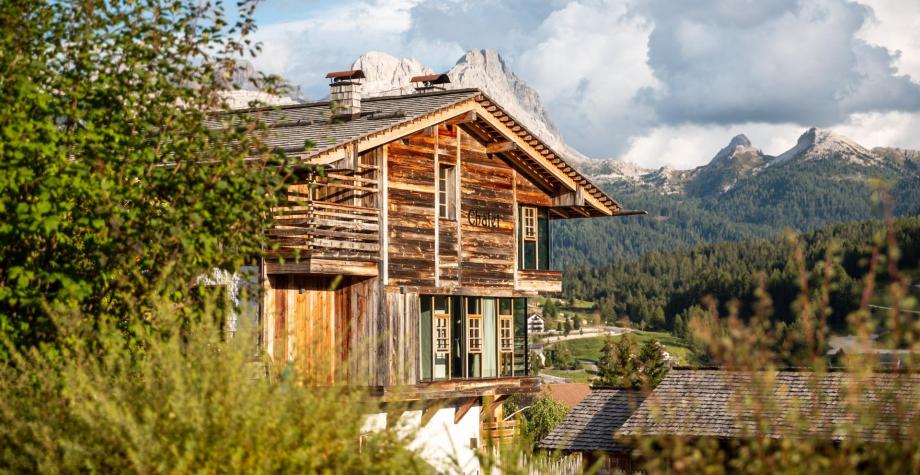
[421,296,452,380]
[523,207,537,240]
[438,165,456,219]
[468,317,482,353]
[466,297,482,378]
[420,295,530,381]
[499,298,514,377]
[519,206,550,270]
[433,296,451,379]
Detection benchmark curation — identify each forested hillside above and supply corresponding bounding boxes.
[554,156,920,265]
[561,218,920,332]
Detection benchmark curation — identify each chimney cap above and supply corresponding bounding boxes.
[325,69,366,81]
[410,73,451,85]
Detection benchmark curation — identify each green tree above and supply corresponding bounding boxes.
[597,335,669,388]
[542,299,557,321]
[637,339,669,387]
[550,342,577,370]
[0,0,291,350]
[563,316,572,336]
[573,316,582,330]
[521,396,569,443]
[528,350,543,373]
[597,335,638,388]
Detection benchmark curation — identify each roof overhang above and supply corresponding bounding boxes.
[289,92,629,218]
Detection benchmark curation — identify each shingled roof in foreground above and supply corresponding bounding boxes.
[538,389,646,454]
[618,369,920,443]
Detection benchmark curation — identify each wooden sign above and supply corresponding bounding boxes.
[467,208,502,228]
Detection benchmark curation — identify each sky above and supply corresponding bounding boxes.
[249,0,920,169]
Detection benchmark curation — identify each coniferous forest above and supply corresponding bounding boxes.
[560,217,920,333]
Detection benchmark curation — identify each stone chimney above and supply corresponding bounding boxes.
[325,69,365,119]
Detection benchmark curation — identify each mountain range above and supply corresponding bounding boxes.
[237,49,920,264]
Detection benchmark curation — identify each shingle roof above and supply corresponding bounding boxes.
[617,369,920,443]
[538,389,646,453]
[209,89,481,156]
[209,88,625,216]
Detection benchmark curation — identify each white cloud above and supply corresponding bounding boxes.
[637,0,920,126]
[516,0,660,157]
[619,123,804,169]
[857,0,920,80]
[251,0,422,98]
[250,0,920,168]
[835,111,920,150]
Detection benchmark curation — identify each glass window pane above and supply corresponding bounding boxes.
[523,241,537,269]
[513,298,528,375]
[538,208,549,269]
[420,296,432,381]
[451,296,463,379]
[467,353,481,378]
[482,299,497,378]
[434,296,449,314]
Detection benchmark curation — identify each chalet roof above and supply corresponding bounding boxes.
[538,389,645,454]
[618,369,920,444]
[211,88,625,217]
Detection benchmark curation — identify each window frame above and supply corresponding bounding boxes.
[523,206,537,241]
[519,206,551,270]
[433,296,451,379]
[438,164,456,220]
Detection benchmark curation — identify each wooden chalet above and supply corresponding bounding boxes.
[215,70,637,465]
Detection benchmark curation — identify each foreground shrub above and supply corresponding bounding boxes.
[0,309,428,474]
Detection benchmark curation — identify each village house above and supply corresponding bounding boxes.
[527,312,545,333]
[213,70,640,471]
[540,368,920,474]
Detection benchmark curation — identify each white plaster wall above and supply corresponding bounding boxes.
[363,404,482,474]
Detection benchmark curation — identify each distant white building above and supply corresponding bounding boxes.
[528,313,545,334]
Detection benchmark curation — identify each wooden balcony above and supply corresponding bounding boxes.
[266,152,382,276]
[516,269,562,293]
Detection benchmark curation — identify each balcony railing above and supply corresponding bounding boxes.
[268,159,381,263]
[516,269,562,293]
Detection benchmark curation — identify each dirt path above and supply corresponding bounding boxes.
[539,326,630,345]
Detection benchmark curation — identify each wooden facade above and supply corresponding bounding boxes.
[240,87,634,448]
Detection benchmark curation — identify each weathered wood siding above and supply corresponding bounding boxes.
[264,275,389,385]
[386,123,552,291]
[387,129,437,286]
[383,290,420,386]
[265,274,336,383]
[457,130,515,287]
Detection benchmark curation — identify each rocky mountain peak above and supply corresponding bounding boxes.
[774,127,875,165]
[710,133,759,166]
[217,59,302,109]
[340,49,588,163]
[453,49,512,76]
[728,134,752,149]
[351,52,432,97]
[446,48,569,153]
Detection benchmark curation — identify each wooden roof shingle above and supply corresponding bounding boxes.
[617,369,920,443]
[538,389,646,454]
